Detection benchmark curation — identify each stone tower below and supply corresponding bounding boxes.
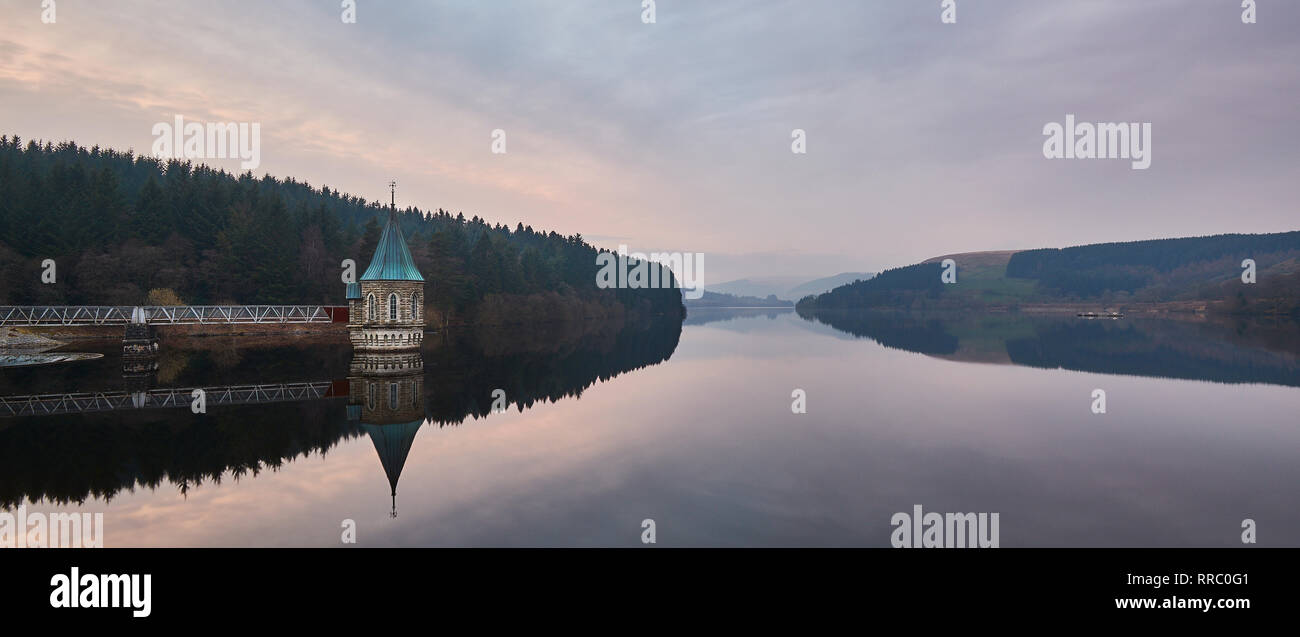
[348,182,426,351]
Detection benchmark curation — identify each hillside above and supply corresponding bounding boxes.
[797,233,1300,317]
[786,272,875,299]
[0,137,684,326]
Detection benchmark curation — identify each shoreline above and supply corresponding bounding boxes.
[2,309,688,347]
[799,299,1299,319]
[0,327,68,350]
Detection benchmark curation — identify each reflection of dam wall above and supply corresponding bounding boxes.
[0,382,339,417]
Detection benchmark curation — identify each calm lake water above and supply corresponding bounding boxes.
[2,309,1298,547]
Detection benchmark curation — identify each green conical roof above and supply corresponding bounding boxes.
[361,209,425,282]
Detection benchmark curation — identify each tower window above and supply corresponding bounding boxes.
[366,294,376,321]
[389,293,398,322]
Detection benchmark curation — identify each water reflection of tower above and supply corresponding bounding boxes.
[347,351,425,518]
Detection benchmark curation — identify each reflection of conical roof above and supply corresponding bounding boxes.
[361,419,424,517]
[360,208,424,282]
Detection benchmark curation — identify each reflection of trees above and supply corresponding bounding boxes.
[798,308,1300,387]
[423,315,680,425]
[684,308,790,326]
[795,308,959,355]
[0,317,681,507]
[0,399,355,508]
[1004,319,1300,387]
[154,350,191,385]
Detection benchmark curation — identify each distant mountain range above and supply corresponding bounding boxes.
[797,231,1300,317]
[710,272,874,301]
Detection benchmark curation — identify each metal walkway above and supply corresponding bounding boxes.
[0,305,346,326]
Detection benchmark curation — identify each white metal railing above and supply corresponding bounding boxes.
[0,305,343,326]
[0,382,337,417]
[0,306,133,326]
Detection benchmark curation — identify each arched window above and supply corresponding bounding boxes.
[388,383,398,409]
[388,293,398,322]
[411,293,420,320]
[367,384,376,411]
[366,294,375,321]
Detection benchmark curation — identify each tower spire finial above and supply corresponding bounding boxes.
[387,180,397,222]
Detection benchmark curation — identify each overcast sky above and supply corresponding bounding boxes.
[2,0,1297,281]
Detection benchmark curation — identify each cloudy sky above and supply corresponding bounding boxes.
[2,0,1296,281]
